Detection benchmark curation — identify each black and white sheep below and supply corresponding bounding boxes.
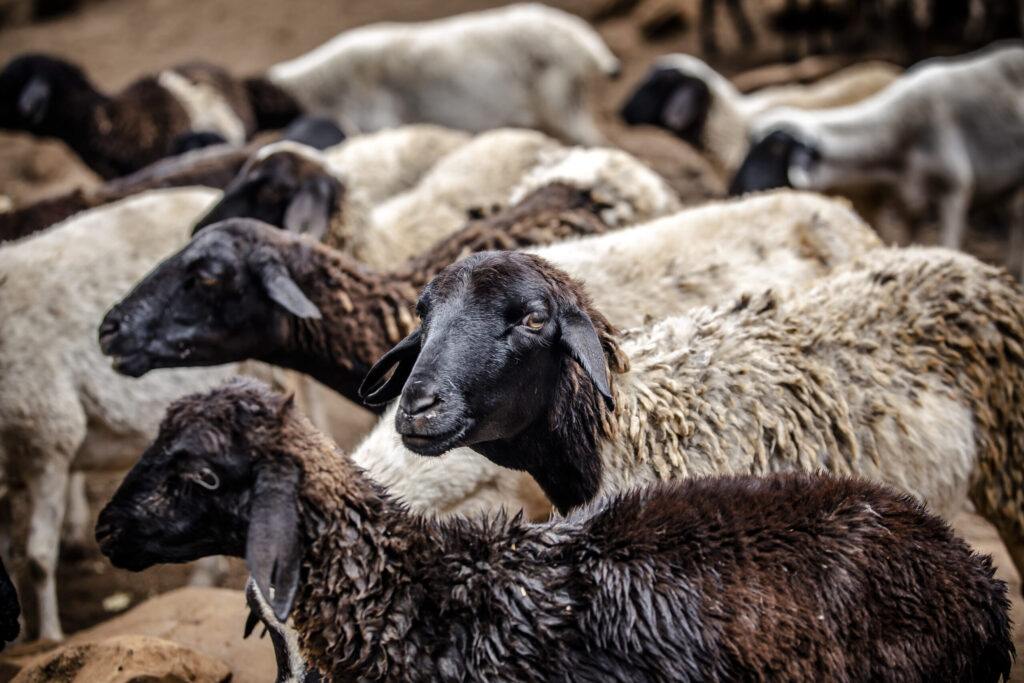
[730,42,1024,273]
[263,3,619,145]
[362,246,1024,588]
[621,54,900,174]
[96,378,1014,682]
[101,190,879,521]
[0,54,278,178]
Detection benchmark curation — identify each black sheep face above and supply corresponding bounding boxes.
[192,149,341,241]
[360,251,612,460]
[98,218,321,377]
[728,129,821,195]
[620,66,711,148]
[95,397,256,570]
[0,54,91,133]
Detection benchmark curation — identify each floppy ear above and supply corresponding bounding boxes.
[359,328,422,406]
[283,176,335,241]
[255,253,322,320]
[662,82,705,133]
[246,460,302,622]
[18,76,50,126]
[559,306,614,409]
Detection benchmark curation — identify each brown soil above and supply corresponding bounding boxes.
[0,0,1021,679]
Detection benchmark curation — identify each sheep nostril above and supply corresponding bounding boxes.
[98,318,121,342]
[402,391,441,418]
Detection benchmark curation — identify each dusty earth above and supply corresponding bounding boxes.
[1,0,1023,678]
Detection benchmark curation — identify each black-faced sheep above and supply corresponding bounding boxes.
[363,247,1024,589]
[263,3,619,145]
[100,190,879,522]
[0,54,266,178]
[730,42,1024,273]
[96,378,1014,682]
[621,54,900,175]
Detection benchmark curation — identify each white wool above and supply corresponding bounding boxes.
[157,70,247,144]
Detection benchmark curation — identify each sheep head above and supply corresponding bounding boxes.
[0,53,93,134]
[620,62,711,148]
[361,251,621,463]
[96,378,304,621]
[192,142,343,242]
[729,128,822,195]
[99,218,321,377]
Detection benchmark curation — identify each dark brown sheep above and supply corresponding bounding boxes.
[96,378,1014,682]
[99,184,614,407]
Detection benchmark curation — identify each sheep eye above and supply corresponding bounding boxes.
[522,313,546,330]
[191,467,220,491]
[200,277,218,287]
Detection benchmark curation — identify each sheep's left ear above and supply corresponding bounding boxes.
[559,306,614,409]
[18,76,50,126]
[283,176,335,242]
[255,253,322,320]
[246,460,302,622]
[359,328,422,406]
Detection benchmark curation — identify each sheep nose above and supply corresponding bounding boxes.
[400,384,441,418]
[98,317,120,339]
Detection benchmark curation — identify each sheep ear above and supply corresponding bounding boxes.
[18,76,50,126]
[559,306,614,409]
[283,176,335,242]
[662,83,704,133]
[246,461,302,622]
[256,256,322,320]
[359,328,422,406]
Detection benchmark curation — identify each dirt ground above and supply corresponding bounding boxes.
[1,0,1023,677]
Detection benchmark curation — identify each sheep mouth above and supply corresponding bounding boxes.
[110,352,156,378]
[399,423,472,457]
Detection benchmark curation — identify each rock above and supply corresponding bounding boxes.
[0,588,274,683]
[10,635,230,682]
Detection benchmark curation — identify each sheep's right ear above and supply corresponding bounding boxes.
[246,460,302,622]
[283,176,335,242]
[18,76,50,126]
[255,254,322,320]
[359,328,422,406]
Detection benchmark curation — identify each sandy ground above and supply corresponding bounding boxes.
[1,0,1022,677]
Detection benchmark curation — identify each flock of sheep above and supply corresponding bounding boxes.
[1,2,1024,680]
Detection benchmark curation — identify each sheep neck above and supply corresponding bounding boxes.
[264,240,419,407]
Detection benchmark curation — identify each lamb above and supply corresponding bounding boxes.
[362,247,1024,588]
[191,128,560,266]
[0,54,268,178]
[730,42,1024,271]
[621,54,900,175]
[95,378,1014,682]
[264,3,619,145]
[100,191,879,521]
[0,187,331,640]
[0,116,345,244]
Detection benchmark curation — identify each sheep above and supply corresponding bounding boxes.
[0,557,19,652]
[100,191,879,522]
[191,128,560,267]
[730,42,1024,273]
[0,116,345,244]
[362,246,1024,588]
[0,187,331,641]
[264,3,619,145]
[621,54,900,175]
[0,54,266,179]
[96,378,1014,682]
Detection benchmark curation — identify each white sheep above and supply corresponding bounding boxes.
[621,54,900,174]
[0,188,332,640]
[732,41,1024,272]
[265,3,619,145]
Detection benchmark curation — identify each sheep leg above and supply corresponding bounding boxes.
[724,0,755,44]
[25,458,70,640]
[933,125,974,251]
[59,472,90,559]
[700,0,719,55]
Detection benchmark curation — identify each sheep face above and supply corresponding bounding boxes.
[728,130,821,195]
[99,219,321,377]
[97,379,305,621]
[192,148,341,242]
[361,251,612,459]
[620,66,711,148]
[0,54,89,134]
